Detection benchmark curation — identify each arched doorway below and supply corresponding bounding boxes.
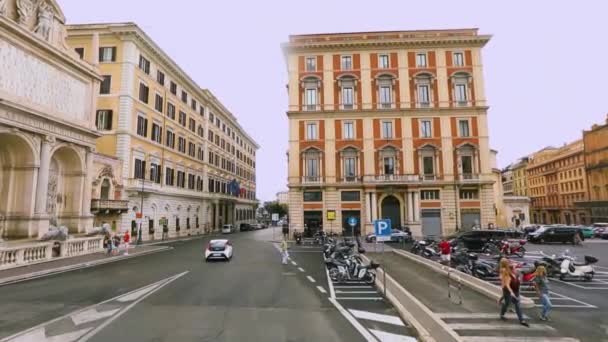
[381,195,401,229]
[48,146,84,231]
[0,133,37,237]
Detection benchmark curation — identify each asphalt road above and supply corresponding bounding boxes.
[0,229,370,342]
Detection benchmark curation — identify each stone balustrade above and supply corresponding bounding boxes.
[0,236,104,270]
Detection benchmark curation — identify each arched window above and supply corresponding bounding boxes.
[100,179,111,200]
[378,146,399,177]
[456,144,478,180]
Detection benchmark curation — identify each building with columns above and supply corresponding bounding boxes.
[282,29,496,238]
[0,0,101,239]
[66,23,258,240]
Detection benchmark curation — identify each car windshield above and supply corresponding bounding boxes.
[210,241,226,248]
[535,227,547,234]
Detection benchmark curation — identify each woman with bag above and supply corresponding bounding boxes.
[499,258,529,327]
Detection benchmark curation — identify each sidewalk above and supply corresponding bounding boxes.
[0,235,211,287]
[370,252,580,341]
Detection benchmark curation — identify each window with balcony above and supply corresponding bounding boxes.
[100,179,111,200]
[417,84,430,107]
[341,55,352,70]
[151,123,162,143]
[377,76,394,109]
[134,159,146,179]
[457,144,476,179]
[423,156,434,176]
[461,155,473,177]
[460,189,479,200]
[458,119,470,137]
[95,110,112,131]
[453,73,470,106]
[420,119,432,138]
[421,190,440,200]
[343,121,354,140]
[150,163,161,184]
[341,148,358,180]
[305,88,318,110]
[381,121,393,139]
[383,157,395,175]
[378,54,389,69]
[305,57,316,72]
[453,52,464,67]
[100,76,111,94]
[306,122,318,140]
[416,53,427,67]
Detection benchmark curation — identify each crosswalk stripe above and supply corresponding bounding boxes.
[306,276,316,283]
[336,297,383,300]
[449,323,555,331]
[437,313,530,320]
[316,286,327,294]
[334,286,374,289]
[336,290,378,294]
[463,337,579,342]
[369,329,416,342]
[349,309,404,326]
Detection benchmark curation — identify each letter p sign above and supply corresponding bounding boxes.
[374,219,392,241]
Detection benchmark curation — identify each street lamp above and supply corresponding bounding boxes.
[137,177,144,245]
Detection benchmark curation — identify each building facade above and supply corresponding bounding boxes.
[0,0,101,239]
[66,23,258,240]
[283,29,496,238]
[576,116,608,223]
[502,167,514,196]
[528,141,590,225]
[90,153,127,230]
[276,191,289,205]
[511,157,529,197]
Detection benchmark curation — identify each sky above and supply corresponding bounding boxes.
[61,0,608,202]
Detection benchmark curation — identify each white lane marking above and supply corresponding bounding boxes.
[547,290,597,308]
[370,329,416,342]
[325,266,336,299]
[336,290,378,294]
[298,267,305,272]
[1,272,189,342]
[463,337,580,342]
[437,313,529,320]
[116,281,166,302]
[336,297,383,300]
[291,261,297,266]
[79,271,189,342]
[6,327,92,342]
[317,286,327,294]
[449,323,555,331]
[328,298,377,342]
[349,309,404,326]
[307,275,316,283]
[71,308,121,326]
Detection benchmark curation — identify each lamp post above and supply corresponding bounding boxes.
[137,177,144,245]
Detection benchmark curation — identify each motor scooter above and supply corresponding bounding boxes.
[559,250,597,281]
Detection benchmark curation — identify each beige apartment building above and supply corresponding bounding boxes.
[283,29,497,238]
[528,141,589,225]
[66,23,258,240]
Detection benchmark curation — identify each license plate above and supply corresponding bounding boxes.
[213,253,222,257]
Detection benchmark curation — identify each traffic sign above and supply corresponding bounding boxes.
[327,210,336,221]
[374,219,392,242]
[271,213,279,221]
[347,217,358,227]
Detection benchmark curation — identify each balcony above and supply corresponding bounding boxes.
[421,174,437,181]
[338,176,362,184]
[459,173,480,181]
[301,176,322,185]
[363,174,420,183]
[90,199,129,213]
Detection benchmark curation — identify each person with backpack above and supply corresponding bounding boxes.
[499,258,529,327]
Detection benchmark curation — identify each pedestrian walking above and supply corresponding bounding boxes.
[533,265,552,321]
[499,258,529,327]
[438,238,452,265]
[104,235,112,255]
[112,234,120,256]
[280,238,289,265]
[123,231,131,255]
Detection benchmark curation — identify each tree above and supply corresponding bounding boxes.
[263,201,288,219]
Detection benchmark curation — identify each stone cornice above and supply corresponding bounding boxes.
[286,106,490,119]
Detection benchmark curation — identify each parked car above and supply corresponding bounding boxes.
[576,226,595,239]
[365,228,412,243]
[240,223,254,232]
[448,229,524,251]
[221,224,235,234]
[522,225,540,235]
[592,223,608,238]
[204,239,233,261]
[528,226,581,244]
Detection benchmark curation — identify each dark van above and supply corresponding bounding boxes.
[449,229,524,251]
[528,226,581,244]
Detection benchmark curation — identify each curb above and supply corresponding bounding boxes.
[0,246,172,287]
[143,235,208,246]
[392,249,535,309]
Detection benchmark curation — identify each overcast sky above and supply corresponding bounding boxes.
[61,0,608,202]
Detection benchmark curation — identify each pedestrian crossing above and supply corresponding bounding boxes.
[436,312,580,342]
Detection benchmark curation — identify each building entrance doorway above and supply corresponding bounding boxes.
[303,211,322,237]
[381,196,401,229]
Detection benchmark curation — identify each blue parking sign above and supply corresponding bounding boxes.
[347,217,358,227]
[374,219,392,242]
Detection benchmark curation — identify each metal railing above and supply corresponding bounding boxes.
[363,174,419,183]
[301,176,323,184]
[459,173,480,181]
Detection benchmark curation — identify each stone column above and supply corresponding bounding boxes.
[214,201,220,230]
[81,148,94,216]
[34,136,52,215]
[371,192,378,221]
[91,33,100,66]
[413,191,420,222]
[365,192,372,223]
[407,191,414,222]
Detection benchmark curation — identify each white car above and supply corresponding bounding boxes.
[221,224,234,234]
[205,239,233,261]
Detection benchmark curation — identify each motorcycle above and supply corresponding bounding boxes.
[451,248,497,279]
[499,239,527,258]
[294,232,302,245]
[559,250,597,281]
[324,238,378,284]
[411,239,439,259]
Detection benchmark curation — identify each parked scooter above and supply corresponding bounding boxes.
[324,237,378,284]
[559,250,597,281]
[450,248,497,279]
[411,239,439,259]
